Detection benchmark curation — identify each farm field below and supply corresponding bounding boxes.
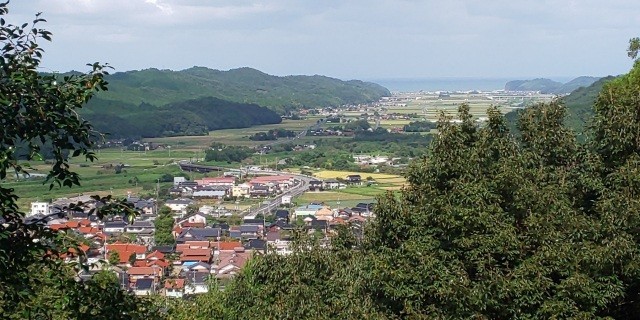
[312,170,403,181]
[8,149,214,209]
[381,92,555,122]
[144,117,322,149]
[295,191,376,209]
[297,170,406,207]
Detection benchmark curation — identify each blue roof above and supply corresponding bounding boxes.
[297,204,323,210]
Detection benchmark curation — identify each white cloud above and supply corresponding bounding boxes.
[145,0,173,15]
[6,1,640,78]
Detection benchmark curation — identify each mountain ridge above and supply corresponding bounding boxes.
[93,66,390,113]
[505,76,601,94]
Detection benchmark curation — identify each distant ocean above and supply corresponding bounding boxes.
[370,77,574,92]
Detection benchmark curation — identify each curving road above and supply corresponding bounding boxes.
[240,169,315,219]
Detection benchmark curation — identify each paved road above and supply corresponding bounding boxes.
[241,169,315,219]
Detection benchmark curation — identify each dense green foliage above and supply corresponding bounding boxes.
[154,206,175,246]
[82,97,282,139]
[249,129,296,141]
[505,76,600,94]
[402,120,437,132]
[343,119,371,131]
[0,5,162,318]
[87,66,390,113]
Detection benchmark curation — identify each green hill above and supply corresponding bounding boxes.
[505,76,600,94]
[505,76,615,135]
[82,97,283,139]
[93,67,390,113]
[561,76,615,132]
[505,78,563,93]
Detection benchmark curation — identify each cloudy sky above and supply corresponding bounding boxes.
[6,0,639,80]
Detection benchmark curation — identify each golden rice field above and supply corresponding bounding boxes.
[313,170,402,181]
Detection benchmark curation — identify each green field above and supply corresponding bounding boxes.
[8,149,217,209]
[144,117,322,149]
[294,191,375,208]
[383,92,554,122]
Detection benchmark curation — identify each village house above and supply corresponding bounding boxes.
[165,198,195,214]
[345,174,363,185]
[213,247,250,279]
[103,220,127,234]
[164,279,185,298]
[132,278,155,296]
[184,271,210,295]
[323,179,343,189]
[106,242,147,264]
[192,185,228,199]
[29,201,50,217]
[294,204,325,218]
[232,183,251,198]
[266,231,292,255]
[176,227,222,243]
[308,180,323,191]
[249,175,295,190]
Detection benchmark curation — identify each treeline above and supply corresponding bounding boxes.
[82,97,282,139]
[249,129,296,141]
[402,120,437,132]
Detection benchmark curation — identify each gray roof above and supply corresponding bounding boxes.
[177,228,221,241]
[244,239,266,250]
[185,271,209,285]
[104,221,127,228]
[128,220,154,228]
[242,218,264,226]
[240,225,260,233]
[165,199,195,205]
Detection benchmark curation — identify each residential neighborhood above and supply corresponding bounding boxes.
[34,170,375,298]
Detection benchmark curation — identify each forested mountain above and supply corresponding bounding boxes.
[82,97,282,139]
[505,76,600,94]
[506,75,615,134]
[90,67,390,113]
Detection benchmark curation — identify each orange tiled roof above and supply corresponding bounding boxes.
[49,223,67,231]
[212,241,243,251]
[65,220,80,228]
[77,226,99,234]
[149,259,170,268]
[128,266,162,276]
[106,243,146,254]
[146,250,165,260]
[164,279,185,289]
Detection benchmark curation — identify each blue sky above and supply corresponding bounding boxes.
[6,0,640,80]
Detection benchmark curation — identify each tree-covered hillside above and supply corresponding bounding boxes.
[82,97,282,139]
[90,67,390,113]
[505,76,600,94]
[506,76,615,135]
